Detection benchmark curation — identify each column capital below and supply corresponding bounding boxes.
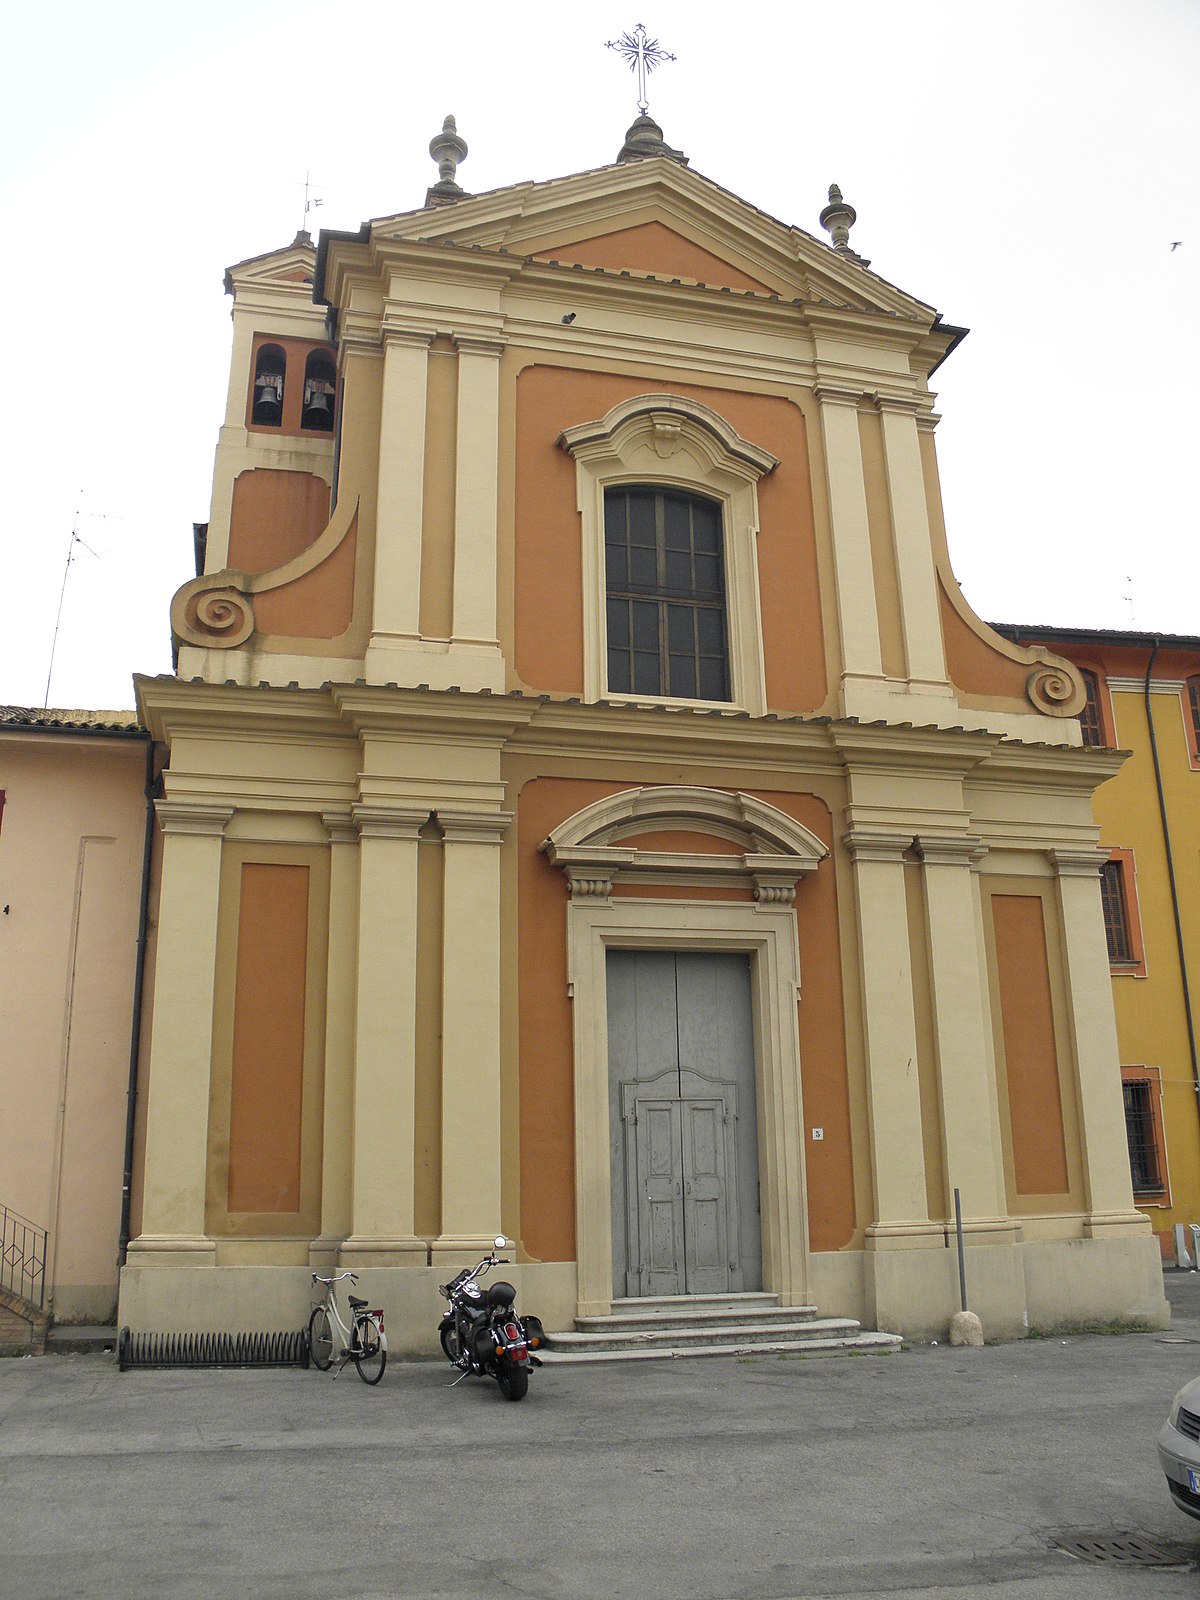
[381,326,435,351]
[812,382,866,408]
[154,801,234,837]
[437,808,514,845]
[453,333,505,360]
[1049,846,1106,878]
[352,803,430,840]
[321,808,358,845]
[842,828,913,864]
[876,387,921,412]
[915,834,987,868]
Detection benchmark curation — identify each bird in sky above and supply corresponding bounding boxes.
[1170,241,1183,250]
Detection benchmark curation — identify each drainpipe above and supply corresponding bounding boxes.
[1143,641,1200,1138]
[117,736,160,1268]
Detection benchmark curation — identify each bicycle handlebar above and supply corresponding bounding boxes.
[311,1270,359,1286]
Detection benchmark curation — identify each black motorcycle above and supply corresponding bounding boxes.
[437,1236,544,1401]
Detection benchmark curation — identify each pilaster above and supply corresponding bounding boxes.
[875,394,951,694]
[916,834,1011,1230]
[814,385,885,705]
[451,336,504,653]
[430,808,513,1263]
[127,802,233,1263]
[365,330,433,676]
[340,804,428,1264]
[310,810,358,1265]
[1050,847,1150,1234]
[843,828,933,1241]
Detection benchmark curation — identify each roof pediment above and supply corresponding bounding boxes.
[224,238,317,298]
[324,157,937,323]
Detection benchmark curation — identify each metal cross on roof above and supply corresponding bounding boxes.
[605,23,676,115]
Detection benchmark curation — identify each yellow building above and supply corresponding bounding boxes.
[998,626,1200,1264]
[0,707,151,1345]
[120,112,1168,1350]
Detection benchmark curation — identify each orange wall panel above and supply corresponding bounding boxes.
[532,222,772,292]
[228,469,330,575]
[991,894,1070,1196]
[227,864,310,1214]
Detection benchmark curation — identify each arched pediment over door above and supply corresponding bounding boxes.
[539,784,828,902]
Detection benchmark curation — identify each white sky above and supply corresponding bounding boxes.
[1,0,1196,712]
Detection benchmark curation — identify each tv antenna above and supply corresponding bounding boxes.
[299,170,324,238]
[44,502,106,709]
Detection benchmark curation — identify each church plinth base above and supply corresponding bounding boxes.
[339,1236,427,1268]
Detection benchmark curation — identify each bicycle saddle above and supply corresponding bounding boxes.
[348,1294,369,1309]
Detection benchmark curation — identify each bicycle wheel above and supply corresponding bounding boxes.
[308,1305,334,1371]
[354,1315,386,1385]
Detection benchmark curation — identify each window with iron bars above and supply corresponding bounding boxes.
[1123,1077,1165,1196]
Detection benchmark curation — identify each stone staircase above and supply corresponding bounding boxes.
[540,1292,903,1365]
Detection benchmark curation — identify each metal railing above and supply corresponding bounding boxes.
[1,1205,47,1308]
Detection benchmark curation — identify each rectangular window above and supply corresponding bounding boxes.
[605,487,730,701]
[1186,677,1200,764]
[1078,669,1104,748]
[1122,1068,1168,1201]
[1100,852,1145,973]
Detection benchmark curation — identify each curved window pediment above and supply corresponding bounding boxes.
[559,395,777,715]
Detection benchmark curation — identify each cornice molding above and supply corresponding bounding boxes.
[352,803,430,840]
[1049,846,1106,878]
[437,808,514,844]
[915,833,988,867]
[841,828,914,864]
[155,801,235,838]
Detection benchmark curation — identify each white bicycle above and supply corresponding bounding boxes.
[308,1271,387,1385]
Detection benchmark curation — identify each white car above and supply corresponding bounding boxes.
[1159,1375,1200,1521]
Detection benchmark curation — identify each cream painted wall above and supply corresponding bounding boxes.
[0,727,147,1320]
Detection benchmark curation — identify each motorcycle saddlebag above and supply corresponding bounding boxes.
[520,1314,547,1349]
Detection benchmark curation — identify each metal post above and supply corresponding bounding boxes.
[954,1187,968,1313]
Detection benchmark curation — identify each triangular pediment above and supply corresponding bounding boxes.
[224,240,317,298]
[360,157,935,320]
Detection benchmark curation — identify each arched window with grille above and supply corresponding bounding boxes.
[251,344,286,427]
[604,486,729,701]
[1185,675,1200,764]
[301,350,336,432]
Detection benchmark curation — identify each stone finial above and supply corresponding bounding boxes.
[426,115,471,207]
[616,113,689,166]
[819,182,870,267]
[819,183,857,249]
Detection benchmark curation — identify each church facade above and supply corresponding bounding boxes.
[120,116,1167,1348]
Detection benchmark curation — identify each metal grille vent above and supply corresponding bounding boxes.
[1052,1533,1192,1568]
[1177,1405,1200,1442]
[118,1327,310,1371]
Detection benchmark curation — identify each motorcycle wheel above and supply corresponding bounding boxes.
[308,1306,333,1371]
[440,1322,463,1364]
[495,1362,529,1402]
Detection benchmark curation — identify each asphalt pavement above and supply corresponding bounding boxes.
[2,1274,1200,1600]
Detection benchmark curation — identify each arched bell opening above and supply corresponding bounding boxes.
[251,344,286,427]
[301,350,336,432]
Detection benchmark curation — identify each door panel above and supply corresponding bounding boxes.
[608,950,761,1298]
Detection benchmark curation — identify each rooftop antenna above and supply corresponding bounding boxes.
[44,501,105,709]
[606,22,676,115]
[297,170,323,243]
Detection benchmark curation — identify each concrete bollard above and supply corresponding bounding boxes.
[948,1310,984,1347]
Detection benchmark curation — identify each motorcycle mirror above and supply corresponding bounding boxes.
[494,1235,507,1250]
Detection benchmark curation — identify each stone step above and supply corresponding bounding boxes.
[576,1303,818,1335]
[539,1330,903,1365]
[548,1316,870,1355]
[609,1293,781,1317]
[45,1325,118,1355]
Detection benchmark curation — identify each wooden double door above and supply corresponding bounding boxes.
[607,951,762,1297]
